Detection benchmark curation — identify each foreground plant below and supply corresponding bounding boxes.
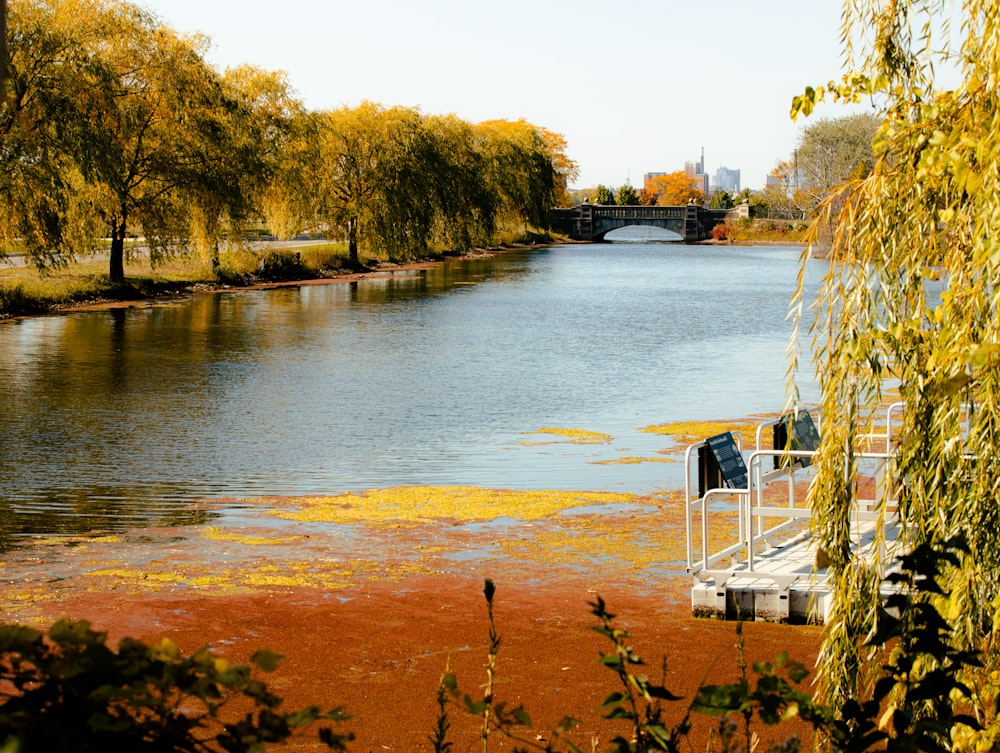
[0,619,352,752]
[435,580,697,753]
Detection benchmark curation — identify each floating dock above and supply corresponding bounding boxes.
[690,516,899,623]
[684,408,902,624]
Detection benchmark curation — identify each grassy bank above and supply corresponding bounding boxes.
[710,217,811,244]
[0,222,563,319]
[0,241,360,319]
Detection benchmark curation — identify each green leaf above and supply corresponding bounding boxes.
[691,683,749,715]
[441,671,458,693]
[463,696,488,716]
[0,624,43,650]
[49,619,103,647]
[600,654,623,669]
[509,706,531,726]
[555,716,580,734]
[601,691,627,708]
[603,707,634,720]
[251,649,284,673]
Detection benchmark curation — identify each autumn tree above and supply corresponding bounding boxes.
[477,119,558,233]
[0,0,269,281]
[790,0,1000,736]
[180,65,272,274]
[68,3,264,283]
[423,113,496,251]
[224,66,309,243]
[313,102,431,266]
[795,111,880,214]
[645,171,704,206]
[535,126,578,208]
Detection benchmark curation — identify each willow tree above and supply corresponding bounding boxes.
[477,119,559,232]
[225,66,309,242]
[791,0,1000,726]
[422,113,497,252]
[0,0,106,265]
[315,102,430,266]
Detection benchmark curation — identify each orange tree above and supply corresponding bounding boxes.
[645,171,704,206]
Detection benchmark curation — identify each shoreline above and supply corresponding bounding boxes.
[2,238,813,321]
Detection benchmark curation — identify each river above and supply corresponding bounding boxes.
[0,242,825,543]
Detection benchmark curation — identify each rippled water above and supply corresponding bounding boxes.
[0,243,825,541]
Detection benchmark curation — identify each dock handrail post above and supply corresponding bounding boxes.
[683,441,700,572]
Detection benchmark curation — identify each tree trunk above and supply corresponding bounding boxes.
[347,216,359,268]
[211,239,220,277]
[109,216,127,285]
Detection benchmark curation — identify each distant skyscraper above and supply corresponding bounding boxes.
[714,166,741,193]
[684,152,708,196]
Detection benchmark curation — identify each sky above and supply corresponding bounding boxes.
[138,0,866,191]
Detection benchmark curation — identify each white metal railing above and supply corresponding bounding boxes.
[683,406,902,584]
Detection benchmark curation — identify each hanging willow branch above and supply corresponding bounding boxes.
[789,0,1000,716]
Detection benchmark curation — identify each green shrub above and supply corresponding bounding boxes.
[0,619,352,752]
[253,249,309,282]
[0,283,45,317]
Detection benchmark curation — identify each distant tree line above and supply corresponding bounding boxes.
[0,0,578,282]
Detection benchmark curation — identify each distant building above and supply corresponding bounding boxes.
[684,151,709,195]
[643,172,668,191]
[766,162,807,195]
[713,166,741,194]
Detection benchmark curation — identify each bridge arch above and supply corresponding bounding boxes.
[603,225,684,242]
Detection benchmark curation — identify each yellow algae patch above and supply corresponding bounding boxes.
[498,515,685,572]
[84,569,190,593]
[21,534,124,548]
[268,486,637,525]
[639,419,758,448]
[187,575,246,589]
[590,456,676,466]
[201,527,304,546]
[520,427,614,445]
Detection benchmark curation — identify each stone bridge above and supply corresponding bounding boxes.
[550,204,726,242]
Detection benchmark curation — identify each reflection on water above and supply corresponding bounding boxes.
[0,244,824,540]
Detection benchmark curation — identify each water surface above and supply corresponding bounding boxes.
[0,243,824,540]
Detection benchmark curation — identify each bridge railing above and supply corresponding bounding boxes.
[590,206,686,220]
